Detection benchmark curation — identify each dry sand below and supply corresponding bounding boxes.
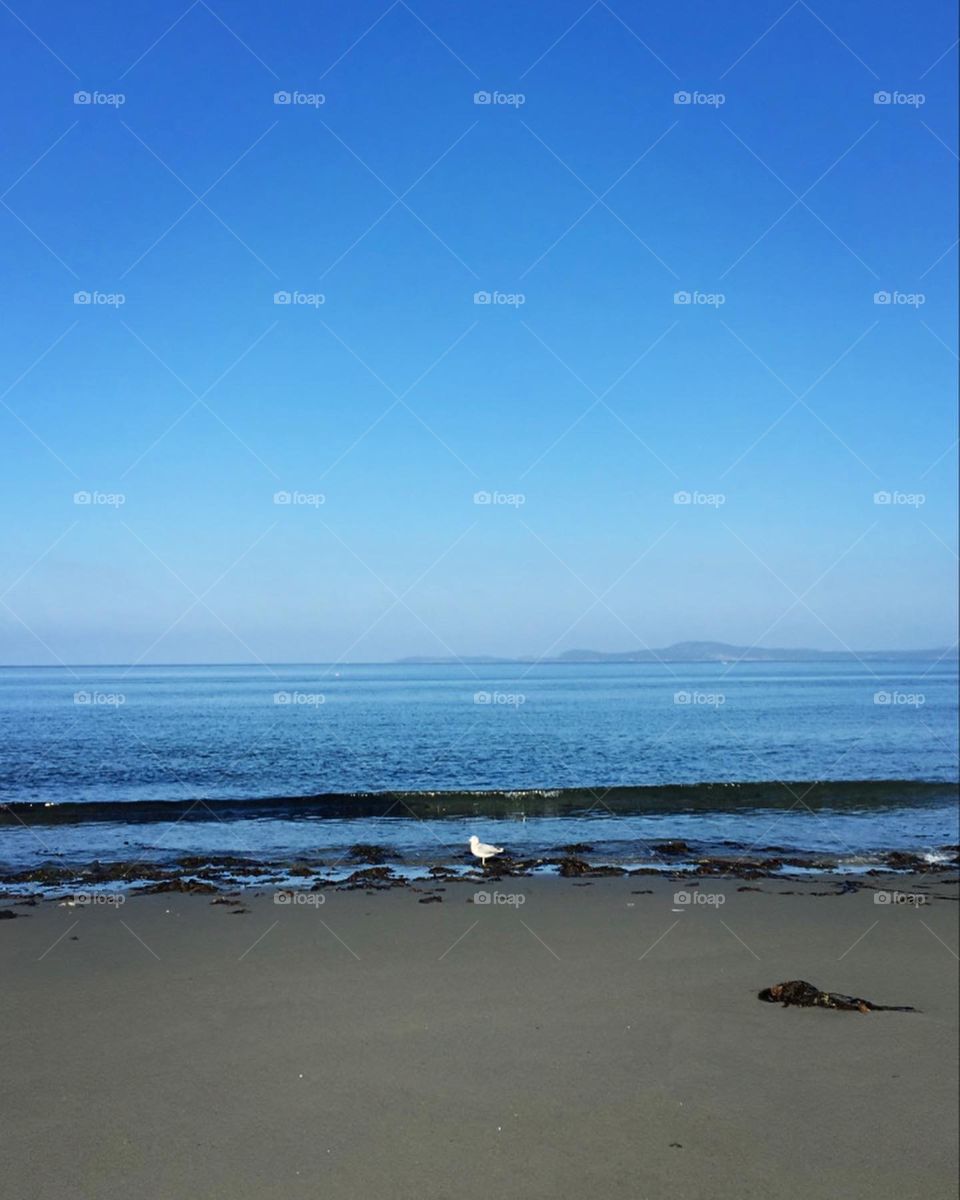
[2,874,957,1200]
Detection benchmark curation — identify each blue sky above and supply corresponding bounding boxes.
[0,0,956,663]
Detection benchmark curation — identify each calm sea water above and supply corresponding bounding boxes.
[0,661,957,872]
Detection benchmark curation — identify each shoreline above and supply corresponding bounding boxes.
[2,851,958,899]
[3,874,957,1199]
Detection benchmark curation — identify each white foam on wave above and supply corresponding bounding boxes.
[922,849,955,864]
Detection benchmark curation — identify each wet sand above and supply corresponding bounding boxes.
[1,874,957,1200]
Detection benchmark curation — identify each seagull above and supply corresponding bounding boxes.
[469,834,504,867]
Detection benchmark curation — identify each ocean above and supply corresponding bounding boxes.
[1,660,957,882]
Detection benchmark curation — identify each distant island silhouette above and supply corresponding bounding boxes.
[396,641,958,665]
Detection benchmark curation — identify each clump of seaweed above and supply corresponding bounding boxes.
[348,844,391,865]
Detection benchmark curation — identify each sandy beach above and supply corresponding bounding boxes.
[1,873,957,1200]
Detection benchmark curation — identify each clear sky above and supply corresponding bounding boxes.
[1,0,956,664]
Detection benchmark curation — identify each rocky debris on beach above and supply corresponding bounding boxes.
[836,879,863,894]
[176,855,252,871]
[142,878,220,895]
[686,854,839,879]
[334,866,407,891]
[552,859,588,878]
[875,850,954,873]
[1,844,956,902]
[471,855,540,878]
[553,856,627,877]
[423,865,461,882]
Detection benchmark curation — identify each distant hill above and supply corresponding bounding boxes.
[396,641,957,665]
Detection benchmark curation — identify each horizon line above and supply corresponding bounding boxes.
[1,649,957,670]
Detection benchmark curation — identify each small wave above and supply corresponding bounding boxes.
[2,779,956,827]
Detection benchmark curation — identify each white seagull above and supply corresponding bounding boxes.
[469,834,504,867]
